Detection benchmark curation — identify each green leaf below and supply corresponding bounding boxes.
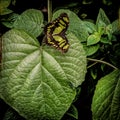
[83,21,97,34]
[90,69,97,80]
[106,24,112,34]
[96,8,110,26]
[97,20,106,35]
[92,70,120,120]
[0,8,13,15]
[1,13,19,28]
[13,9,44,37]
[87,32,101,46]
[53,9,89,42]
[100,36,112,44]
[0,0,11,8]
[112,19,120,34]
[82,0,93,4]
[0,29,86,120]
[66,105,78,119]
[102,0,112,5]
[104,24,113,40]
[84,44,100,56]
[96,8,111,35]
[0,0,11,15]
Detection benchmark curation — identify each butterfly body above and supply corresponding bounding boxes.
[44,13,70,53]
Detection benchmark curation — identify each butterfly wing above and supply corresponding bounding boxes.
[52,13,69,35]
[44,13,69,53]
[52,35,69,53]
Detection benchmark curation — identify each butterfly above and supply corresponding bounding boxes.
[44,13,70,53]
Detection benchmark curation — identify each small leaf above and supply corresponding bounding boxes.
[100,36,112,44]
[66,105,78,119]
[87,32,101,46]
[0,8,13,15]
[102,0,112,5]
[1,29,86,120]
[96,8,110,26]
[105,24,113,34]
[83,21,97,34]
[0,0,11,8]
[90,69,97,80]
[0,0,11,15]
[13,9,44,37]
[92,70,120,120]
[82,0,93,4]
[112,19,120,34]
[96,8,111,36]
[2,13,19,28]
[84,44,100,56]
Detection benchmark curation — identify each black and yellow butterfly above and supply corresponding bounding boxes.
[44,13,70,53]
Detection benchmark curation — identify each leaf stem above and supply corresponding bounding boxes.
[87,58,118,70]
[47,0,52,22]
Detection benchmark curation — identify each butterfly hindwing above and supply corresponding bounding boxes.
[44,13,70,53]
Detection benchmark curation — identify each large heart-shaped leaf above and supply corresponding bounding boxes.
[0,29,86,120]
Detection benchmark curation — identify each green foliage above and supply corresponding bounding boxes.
[66,105,78,119]
[92,70,120,120]
[83,8,120,120]
[0,0,12,15]
[82,8,120,57]
[1,13,19,28]
[0,9,86,120]
[84,44,100,56]
[112,19,120,34]
[87,32,101,46]
[0,1,120,119]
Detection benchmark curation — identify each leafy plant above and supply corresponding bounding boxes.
[84,8,120,120]
[0,0,120,120]
[0,8,86,120]
[83,8,119,56]
[0,0,12,15]
[92,70,120,120]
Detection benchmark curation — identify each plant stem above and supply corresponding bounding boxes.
[87,58,118,70]
[47,0,52,22]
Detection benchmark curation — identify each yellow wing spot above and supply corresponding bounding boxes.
[53,26,64,34]
[63,17,69,23]
[59,20,66,26]
[47,37,54,45]
[63,44,69,50]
